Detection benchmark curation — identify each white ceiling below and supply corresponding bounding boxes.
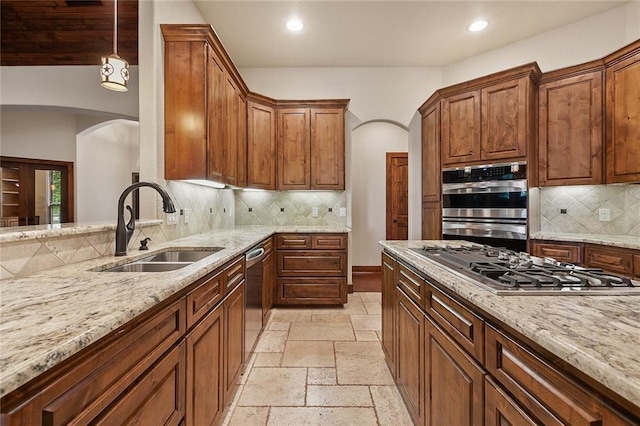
[193,1,627,68]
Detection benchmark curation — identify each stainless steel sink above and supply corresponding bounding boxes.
[98,247,224,272]
[102,262,191,273]
[140,248,224,263]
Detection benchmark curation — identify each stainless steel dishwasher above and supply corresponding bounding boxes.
[245,244,266,362]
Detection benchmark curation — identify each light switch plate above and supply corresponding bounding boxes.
[312,207,319,217]
[183,208,190,224]
[598,208,611,222]
[339,207,347,217]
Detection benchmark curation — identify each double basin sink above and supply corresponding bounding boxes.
[100,248,224,272]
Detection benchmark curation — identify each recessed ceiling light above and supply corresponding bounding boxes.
[468,20,488,32]
[286,18,304,32]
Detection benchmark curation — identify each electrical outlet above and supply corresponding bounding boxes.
[598,208,611,222]
[312,207,319,217]
[339,207,347,217]
[560,209,567,214]
[165,212,177,225]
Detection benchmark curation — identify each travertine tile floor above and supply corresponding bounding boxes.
[222,292,413,426]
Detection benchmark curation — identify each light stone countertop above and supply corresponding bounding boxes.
[0,225,350,398]
[0,220,164,243]
[380,240,640,409]
[530,232,640,250]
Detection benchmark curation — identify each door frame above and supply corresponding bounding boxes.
[1,156,74,225]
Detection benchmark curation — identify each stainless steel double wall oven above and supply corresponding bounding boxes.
[442,162,527,251]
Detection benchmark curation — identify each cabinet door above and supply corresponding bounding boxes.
[262,249,275,325]
[441,91,481,165]
[605,48,640,183]
[310,108,345,190]
[381,252,397,378]
[247,101,276,189]
[224,281,245,406]
[94,343,186,426]
[278,108,311,189]
[224,77,240,186]
[422,102,441,203]
[164,41,207,180]
[185,302,224,426]
[426,318,484,426]
[539,70,603,186]
[207,48,226,183]
[237,95,247,187]
[481,77,528,161]
[422,201,441,240]
[485,377,537,426]
[395,287,425,425]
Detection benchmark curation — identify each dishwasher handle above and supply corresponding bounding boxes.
[245,247,265,267]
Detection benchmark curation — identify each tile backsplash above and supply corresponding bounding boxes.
[540,184,640,236]
[0,182,234,279]
[235,190,347,227]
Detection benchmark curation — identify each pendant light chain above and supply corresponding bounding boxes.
[113,0,118,55]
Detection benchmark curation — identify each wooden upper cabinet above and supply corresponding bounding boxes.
[441,90,481,165]
[538,67,604,186]
[605,41,640,183]
[163,40,208,180]
[421,100,441,203]
[162,24,248,187]
[481,77,529,160]
[436,63,540,168]
[311,108,345,190]
[247,100,277,190]
[207,47,226,183]
[277,103,347,190]
[278,108,311,190]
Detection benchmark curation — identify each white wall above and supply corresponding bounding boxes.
[0,66,139,119]
[351,122,409,265]
[76,121,140,222]
[0,110,77,161]
[442,2,640,85]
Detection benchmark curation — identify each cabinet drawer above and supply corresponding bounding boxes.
[276,234,312,249]
[224,256,245,292]
[426,284,484,363]
[531,241,582,263]
[186,269,224,328]
[397,263,424,306]
[277,278,346,304]
[486,325,604,426]
[584,244,634,276]
[277,251,347,276]
[312,234,347,250]
[40,299,186,426]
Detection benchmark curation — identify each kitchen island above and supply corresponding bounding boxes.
[380,240,640,425]
[0,225,349,415]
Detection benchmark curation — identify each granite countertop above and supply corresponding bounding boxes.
[530,232,640,250]
[380,240,640,409]
[0,225,350,398]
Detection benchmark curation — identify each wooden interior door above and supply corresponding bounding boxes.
[386,152,408,240]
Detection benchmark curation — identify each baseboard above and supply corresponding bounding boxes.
[352,266,381,275]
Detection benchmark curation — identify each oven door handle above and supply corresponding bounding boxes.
[442,179,527,194]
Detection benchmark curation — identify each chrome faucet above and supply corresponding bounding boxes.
[115,182,176,256]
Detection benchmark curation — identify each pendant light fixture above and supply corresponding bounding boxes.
[100,0,129,92]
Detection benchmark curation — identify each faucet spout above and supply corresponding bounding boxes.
[115,182,176,256]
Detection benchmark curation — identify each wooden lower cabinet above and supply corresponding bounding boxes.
[425,318,484,426]
[381,252,397,378]
[186,300,224,426]
[485,376,538,426]
[275,233,348,305]
[261,246,275,325]
[223,281,245,406]
[395,287,425,425]
[96,342,186,426]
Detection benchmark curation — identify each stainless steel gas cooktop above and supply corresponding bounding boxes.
[409,246,640,295]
